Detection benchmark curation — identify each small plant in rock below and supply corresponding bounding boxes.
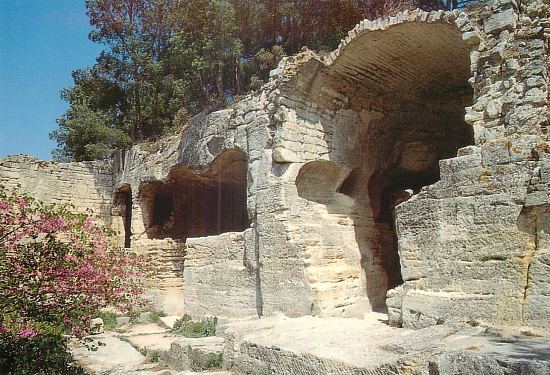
[125,308,165,325]
[148,350,160,363]
[99,311,119,331]
[139,347,160,363]
[257,368,276,375]
[171,315,217,338]
[467,319,480,327]
[148,310,166,326]
[204,352,223,368]
[137,346,148,357]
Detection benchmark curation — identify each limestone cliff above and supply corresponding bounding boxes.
[1,0,549,334]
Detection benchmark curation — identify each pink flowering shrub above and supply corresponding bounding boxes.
[0,185,146,373]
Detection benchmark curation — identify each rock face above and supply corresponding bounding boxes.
[162,337,225,372]
[1,0,549,335]
[0,155,113,226]
[221,315,550,375]
[387,1,550,329]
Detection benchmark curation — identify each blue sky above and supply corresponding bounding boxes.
[0,0,103,160]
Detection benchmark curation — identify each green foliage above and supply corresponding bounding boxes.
[50,68,132,161]
[136,346,160,363]
[149,309,165,320]
[0,186,146,374]
[0,331,86,375]
[204,352,223,368]
[99,311,119,331]
[123,309,167,327]
[52,0,449,161]
[171,315,217,338]
[147,349,160,363]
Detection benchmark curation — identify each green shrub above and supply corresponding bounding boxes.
[125,309,166,326]
[204,352,223,368]
[99,311,118,331]
[171,316,217,338]
[0,332,86,375]
[147,350,160,363]
[139,347,160,363]
[0,187,146,373]
[148,310,166,325]
[128,309,142,319]
[181,313,192,321]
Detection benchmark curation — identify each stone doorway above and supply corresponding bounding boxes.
[114,186,132,248]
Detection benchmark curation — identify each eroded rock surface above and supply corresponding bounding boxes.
[222,314,550,375]
[2,0,550,372]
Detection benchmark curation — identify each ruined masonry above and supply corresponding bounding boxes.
[1,0,549,353]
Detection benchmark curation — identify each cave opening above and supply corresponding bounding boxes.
[114,186,132,248]
[296,20,475,313]
[332,104,475,310]
[336,107,474,310]
[296,111,475,312]
[152,191,173,227]
[295,107,475,313]
[139,150,250,240]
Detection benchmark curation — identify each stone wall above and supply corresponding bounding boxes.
[184,231,257,321]
[387,0,550,328]
[132,238,185,315]
[0,155,113,225]
[261,9,475,318]
[242,0,549,328]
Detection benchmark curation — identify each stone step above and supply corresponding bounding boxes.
[161,336,226,372]
[72,330,232,375]
[71,332,173,374]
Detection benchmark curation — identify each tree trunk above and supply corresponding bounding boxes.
[216,62,225,104]
[133,82,143,141]
[235,57,242,95]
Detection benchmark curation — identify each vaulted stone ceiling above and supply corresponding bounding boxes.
[326,22,471,101]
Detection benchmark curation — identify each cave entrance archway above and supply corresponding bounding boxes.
[335,20,474,310]
[296,17,474,314]
[139,149,249,240]
[114,186,132,248]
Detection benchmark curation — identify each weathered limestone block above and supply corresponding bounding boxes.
[162,336,224,372]
[431,352,550,374]
[223,315,550,375]
[522,208,550,327]
[132,238,185,315]
[393,181,541,328]
[523,253,550,326]
[484,9,518,34]
[89,318,104,335]
[255,208,316,318]
[272,147,298,163]
[0,155,114,225]
[184,232,257,321]
[292,201,371,317]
